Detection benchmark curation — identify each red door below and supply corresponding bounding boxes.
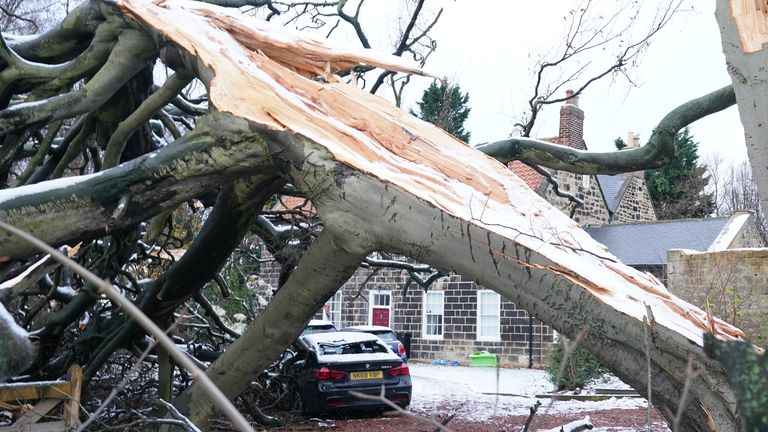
[372,307,390,326]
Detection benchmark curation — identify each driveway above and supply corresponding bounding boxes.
[405,362,670,431]
[292,362,671,431]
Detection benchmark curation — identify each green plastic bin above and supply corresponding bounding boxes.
[469,350,497,367]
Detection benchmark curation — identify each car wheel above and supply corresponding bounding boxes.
[299,391,320,416]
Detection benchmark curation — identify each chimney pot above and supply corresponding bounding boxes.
[564,89,578,107]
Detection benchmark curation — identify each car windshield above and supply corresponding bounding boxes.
[371,331,397,342]
[302,325,336,336]
[317,340,389,356]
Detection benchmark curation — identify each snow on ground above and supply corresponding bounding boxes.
[409,363,650,424]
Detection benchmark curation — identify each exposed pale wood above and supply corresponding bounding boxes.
[730,0,768,52]
[64,364,82,428]
[119,0,433,80]
[0,364,82,430]
[13,399,60,426]
[0,420,66,432]
[0,382,71,403]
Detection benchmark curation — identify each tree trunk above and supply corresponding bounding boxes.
[0,114,275,259]
[106,2,746,430]
[716,0,768,232]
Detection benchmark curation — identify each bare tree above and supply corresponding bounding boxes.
[0,0,70,37]
[514,0,686,137]
[708,158,768,245]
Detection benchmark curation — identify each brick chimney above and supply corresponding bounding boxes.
[558,90,586,150]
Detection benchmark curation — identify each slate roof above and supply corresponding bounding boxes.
[585,217,731,266]
[596,174,627,212]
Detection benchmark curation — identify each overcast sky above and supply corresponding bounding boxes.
[350,0,746,169]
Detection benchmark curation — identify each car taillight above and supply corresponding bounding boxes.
[389,363,409,376]
[315,367,345,380]
[397,342,406,356]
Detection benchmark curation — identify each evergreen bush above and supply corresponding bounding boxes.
[545,337,607,390]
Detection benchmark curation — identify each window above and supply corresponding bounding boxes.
[477,290,500,341]
[324,291,342,328]
[317,340,388,356]
[372,292,390,307]
[423,291,444,339]
[581,175,590,188]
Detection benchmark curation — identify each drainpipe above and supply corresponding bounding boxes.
[528,315,534,368]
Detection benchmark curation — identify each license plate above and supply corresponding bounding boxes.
[349,370,383,380]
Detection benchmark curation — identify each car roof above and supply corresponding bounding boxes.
[307,319,335,327]
[343,325,393,332]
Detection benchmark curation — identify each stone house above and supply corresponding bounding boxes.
[258,93,669,368]
[509,95,657,227]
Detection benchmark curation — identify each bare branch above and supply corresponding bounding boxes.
[477,85,735,174]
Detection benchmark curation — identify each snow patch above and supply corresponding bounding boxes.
[409,364,652,424]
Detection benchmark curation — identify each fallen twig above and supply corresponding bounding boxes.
[349,387,454,432]
[520,400,541,432]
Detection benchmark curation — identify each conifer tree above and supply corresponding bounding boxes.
[411,80,471,142]
[645,128,715,219]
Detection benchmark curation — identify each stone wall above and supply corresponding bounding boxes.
[667,248,768,345]
[542,171,609,226]
[612,175,656,223]
[730,215,765,248]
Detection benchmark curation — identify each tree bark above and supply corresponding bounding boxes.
[0,113,277,260]
[716,0,768,234]
[476,85,735,174]
[0,302,32,381]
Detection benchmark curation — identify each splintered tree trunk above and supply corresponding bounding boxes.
[120,1,741,429]
[0,1,741,430]
[717,0,768,230]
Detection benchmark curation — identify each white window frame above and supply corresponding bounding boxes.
[324,290,342,329]
[368,290,392,327]
[476,290,500,341]
[581,174,590,188]
[422,291,444,340]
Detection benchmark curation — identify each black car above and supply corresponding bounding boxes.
[342,325,408,361]
[284,331,411,415]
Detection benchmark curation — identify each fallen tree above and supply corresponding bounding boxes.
[0,1,753,431]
